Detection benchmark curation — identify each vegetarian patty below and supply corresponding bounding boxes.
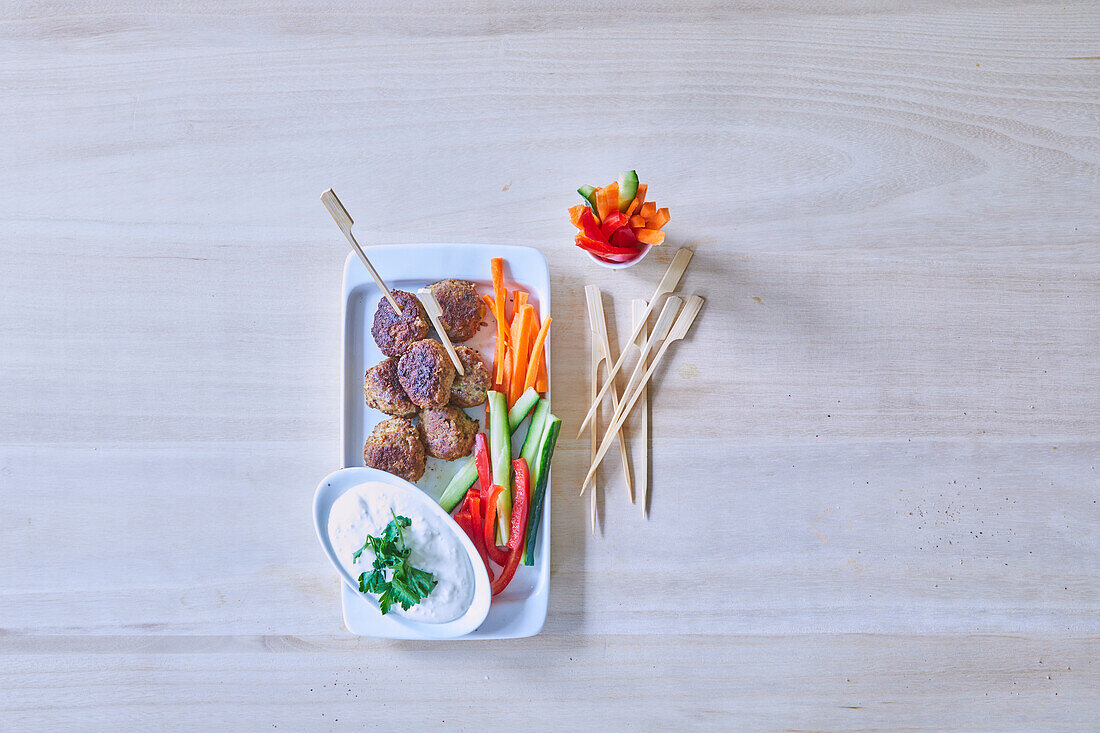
[418,406,479,461]
[372,290,429,357]
[449,345,491,408]
[427,279,485,343]
[363,417,426,483]
[397,339,456,409]
[363,357,416,416]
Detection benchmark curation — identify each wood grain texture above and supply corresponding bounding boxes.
[1,0,1097,729]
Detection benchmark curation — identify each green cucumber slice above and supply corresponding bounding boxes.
[487,390,512,539]
[578,185,598,213]
[508,387,539,433]
[524,415,560,565]
[617,170,639,212]
[519,398,551,470]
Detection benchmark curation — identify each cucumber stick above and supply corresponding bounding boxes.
[524,415,560,565]
[507,387,539,432]
[437,389,537,513]
[487,390,512,540]
[617,170,639,212]
[519,398,551,469]
[577,185,598,213]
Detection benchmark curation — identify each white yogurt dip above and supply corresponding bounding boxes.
[328,481,474,623]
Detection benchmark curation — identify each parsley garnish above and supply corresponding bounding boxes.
[351,512,437,615]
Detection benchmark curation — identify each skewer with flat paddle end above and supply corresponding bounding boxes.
[632,299,649,518]
[588,300,601,535]
[321,189,402,315]
[615,296,684,423]
[418,287,466,375]
[575,247,693,438]
[583,285,633,501]
[580,296,704,493]
[578,295,680,496]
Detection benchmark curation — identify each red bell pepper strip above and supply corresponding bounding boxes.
[599,211,628,239]
[578,207,609,244]
[453,511,473,541]
[575,235,640,258]
[491,458,530,595]
[609,225,638,249]
[463,490,494,582]
[474,433,492,501]
[482,484,510,566]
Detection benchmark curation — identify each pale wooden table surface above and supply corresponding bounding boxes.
[2,2,1098,730]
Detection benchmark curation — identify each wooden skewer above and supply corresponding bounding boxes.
[588,296,602,535]
[580,285,632,501]
[632,299,649,519]
[581,296,704,492]
[417,288,465,375]
[321,189,402,315]
[615,297,683,422]
[575,247,693,438]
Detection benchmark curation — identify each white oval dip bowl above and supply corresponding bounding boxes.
[313,466,491,639]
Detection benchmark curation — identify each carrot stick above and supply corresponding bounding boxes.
[483,293,495,312]
[530,310,549,392]
[635,229,665,246]
[624,184,647,218]
[629,214,646,229]
[514,291,528,317]
[509,305,535,406]
[499,348,512,395]
[597,183,619,222]
[639,201,656,218]
[491,258,509,386]
[647,207,670,230]
[536,354,548,392]
[569,205,586,229]
[523,316,552,393]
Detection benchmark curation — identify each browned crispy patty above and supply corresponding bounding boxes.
[449,345,491,408]
[397,339,455,409]
[418,406,478,461]
[363,417,426,482]
[427,279,485,343]
[363,357,416,416]
[372,290,429,357]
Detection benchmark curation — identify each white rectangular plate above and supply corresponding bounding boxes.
[340,244,551,639]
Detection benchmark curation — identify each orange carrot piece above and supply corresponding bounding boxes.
[482,293,495,312]
[490,258,508,386]
[635,229,665,246]
[536,355,548,392]
[629,214,647,229]
[624,184,648,218]
[639,201,656,218]
[510,305,535,406]
[514,291,528,316]
[510,303,523,347]
[648,207,670,230]
[499,348,513,395]
[523,316,552,393]
[530,310,549,392]
[569,205,586,229]
[597,183,618,222]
